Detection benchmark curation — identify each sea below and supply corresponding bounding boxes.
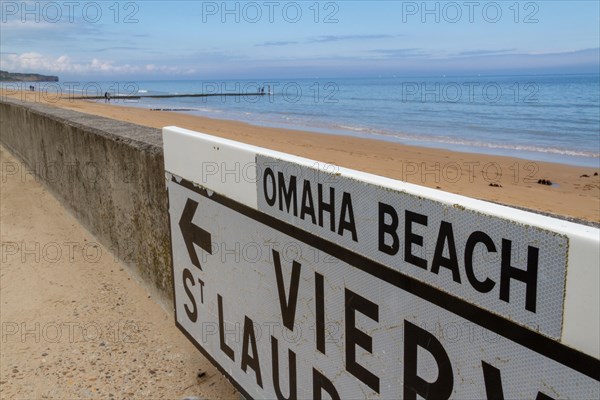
[7,74,600,167]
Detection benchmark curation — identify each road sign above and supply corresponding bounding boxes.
[164,126,600,399]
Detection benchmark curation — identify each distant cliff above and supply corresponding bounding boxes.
[0,70,59,82]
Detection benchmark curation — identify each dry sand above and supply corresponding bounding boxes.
[2,90,598,223]
[0,146,236,399]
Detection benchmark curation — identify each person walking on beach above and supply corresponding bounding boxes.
[104,92,110,102]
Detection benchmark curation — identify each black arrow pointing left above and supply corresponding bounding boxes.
[179,198,212,270]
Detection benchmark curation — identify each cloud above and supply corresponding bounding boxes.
[1,11,143,53]
[308,34,399,43]
[458,49,517,56]
[1,18,103,44]
[0,52,197,75]
[255,34,401,47]
[93,46,149,53]
[450,47,600,62]
[367,48,428,59]
[417,47,600,74]
[256,40,300,47]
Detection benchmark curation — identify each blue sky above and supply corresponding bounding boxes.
[1,1,599,79]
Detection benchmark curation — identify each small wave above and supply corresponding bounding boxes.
[328,124,600,159]
[181,107,224,114]
[387,133,600,158]
[337,125,369,132]
[472,142,599,158]
[271,110,323,117]
[197,107,222,113]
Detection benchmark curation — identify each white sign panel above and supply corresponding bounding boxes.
[255,155,568,339]
[164,127,600,399]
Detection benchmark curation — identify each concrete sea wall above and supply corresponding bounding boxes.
[0,98,174,308]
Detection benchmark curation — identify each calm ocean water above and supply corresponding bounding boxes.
[10,74,600,167]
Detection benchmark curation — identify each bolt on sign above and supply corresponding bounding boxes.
[163,126,599,399]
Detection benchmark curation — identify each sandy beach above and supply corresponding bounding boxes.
[2,90,599,223]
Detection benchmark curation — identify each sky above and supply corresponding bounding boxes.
[1,0,599,79]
